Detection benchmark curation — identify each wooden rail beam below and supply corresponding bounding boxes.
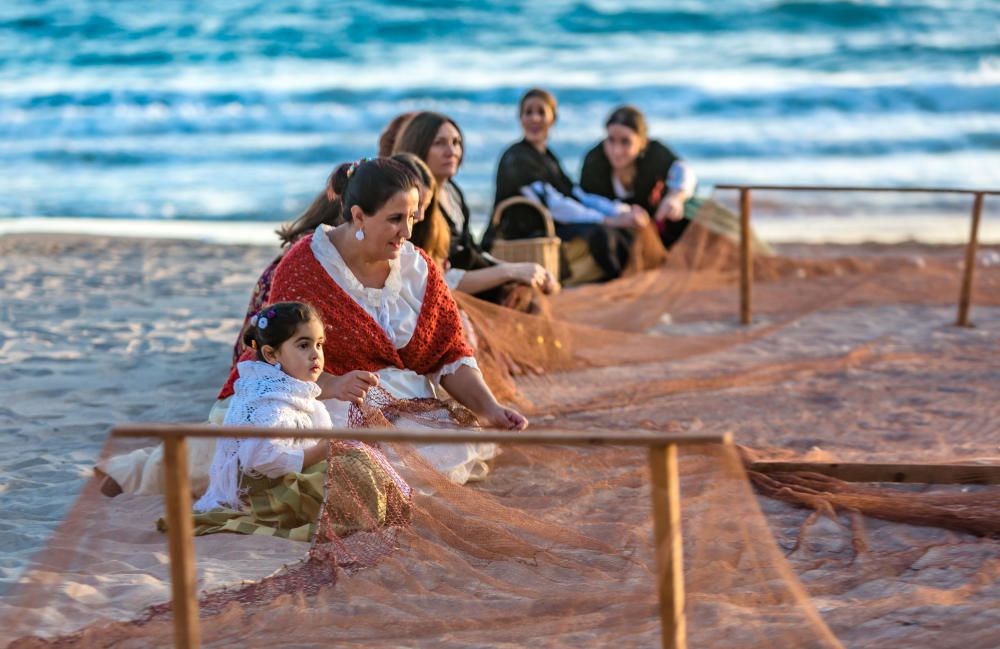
[749,461,1000,485]
[113,423,730,447]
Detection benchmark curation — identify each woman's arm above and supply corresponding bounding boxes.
[655,161,697,223]
[439,364,528,430]
[300,442,329,469]
[454,263,550,295]
[526,182,645,229]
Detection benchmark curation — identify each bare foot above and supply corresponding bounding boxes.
[99,475,123,498]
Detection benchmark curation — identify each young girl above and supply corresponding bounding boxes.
[190,302,409,542]
[194,301,332,514]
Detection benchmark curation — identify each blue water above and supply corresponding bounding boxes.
[1,0,999,226]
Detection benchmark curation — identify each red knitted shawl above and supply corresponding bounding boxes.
[218,234,473,399]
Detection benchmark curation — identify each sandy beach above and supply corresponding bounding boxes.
[1,231,999,647]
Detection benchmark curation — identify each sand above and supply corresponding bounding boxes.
[1,232,998,647]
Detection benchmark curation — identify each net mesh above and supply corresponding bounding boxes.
[2,218,999,648]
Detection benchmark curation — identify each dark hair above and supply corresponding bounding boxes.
[392,111,464,169]
[242,301,322,360]
[330,158,420,223]
[392,153,450,266]
[276,187,344,247]
[378,112,417,158]
[519,87,558,120]
[605,105,648,140]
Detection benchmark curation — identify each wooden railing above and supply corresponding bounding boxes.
[112,424,733,649]
[712,185,999,326]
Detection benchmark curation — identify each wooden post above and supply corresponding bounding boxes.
[163,436,201,649]
[957,192,984,326]
[739,188,753,325]
[649,444,686,649]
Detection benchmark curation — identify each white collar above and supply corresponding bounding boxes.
[235,360,322,400]
[311,225,405,310]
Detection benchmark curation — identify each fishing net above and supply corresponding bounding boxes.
[2,214,999,648]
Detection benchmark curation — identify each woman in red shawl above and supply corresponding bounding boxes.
[99,158,527,498]
[221,157,527,483]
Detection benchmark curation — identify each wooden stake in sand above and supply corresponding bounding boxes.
[739,188,753,326]
[162,437,201,649]
[649,444,687,649]
[957,192,984,327]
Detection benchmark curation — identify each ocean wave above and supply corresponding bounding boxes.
[1,0,998,223]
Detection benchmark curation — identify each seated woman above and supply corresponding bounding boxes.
[390,111,557,308]
[391,152,451,272]
[579,105,697,249]
[488,88,650,282]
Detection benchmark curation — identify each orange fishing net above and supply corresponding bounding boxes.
[2,217,999,648]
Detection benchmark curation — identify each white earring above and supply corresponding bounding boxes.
[274,362,282,372]
[355,228,365,241]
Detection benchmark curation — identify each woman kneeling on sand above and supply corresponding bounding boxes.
[98,158,528,502]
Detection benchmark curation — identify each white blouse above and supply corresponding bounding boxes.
[310,226,479,419]
[311,227,495,485]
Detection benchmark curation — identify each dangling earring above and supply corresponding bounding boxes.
[355,228,365,241]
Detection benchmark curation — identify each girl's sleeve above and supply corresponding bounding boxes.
[237,404,307,478]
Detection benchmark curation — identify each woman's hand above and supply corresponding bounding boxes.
[440,365,528,431]
[480,404,529,431]
[505,262,550,289]
[655,193,685,223]
[605,205,650,230]
[539,269,560,295]
[318,370,379,405]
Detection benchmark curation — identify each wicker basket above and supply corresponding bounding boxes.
[489,196,562,279]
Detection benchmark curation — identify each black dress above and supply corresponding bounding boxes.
[579,139,691,249]
[439,180,494,273]
[488,139,633,281]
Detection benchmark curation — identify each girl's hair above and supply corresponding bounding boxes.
[519,87,558,120]
[331,157,420,223]
[242,301,322,359]
[378,112,417,157]
[392,152,451,266]
[605,105,648,141]
[276,185,344,247]
[392,111,464,168]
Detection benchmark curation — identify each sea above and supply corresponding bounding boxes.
[1,0,999,243]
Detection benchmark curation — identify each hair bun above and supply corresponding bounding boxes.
[330,163,352,196]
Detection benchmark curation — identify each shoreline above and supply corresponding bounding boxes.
[2,213,998,247]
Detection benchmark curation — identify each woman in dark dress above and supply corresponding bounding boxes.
[391,111,557,304]
[579,105,698,249]
[488,89,648,282]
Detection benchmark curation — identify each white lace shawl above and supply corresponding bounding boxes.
[193,361,332,512]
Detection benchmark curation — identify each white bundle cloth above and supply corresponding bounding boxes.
[193,361,331,512]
